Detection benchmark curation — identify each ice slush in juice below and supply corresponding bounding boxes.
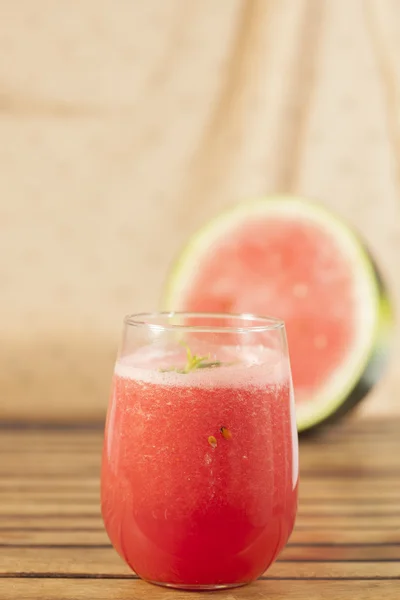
[101,346,298,587]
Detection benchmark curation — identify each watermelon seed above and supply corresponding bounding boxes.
[208,436,217,449]
[220,426,232,440]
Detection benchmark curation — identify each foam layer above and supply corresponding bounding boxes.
[115,346,289,389]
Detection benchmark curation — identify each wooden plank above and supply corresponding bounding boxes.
[2,477,400,500]
[0,417,397,452]
[3,579,400,600]
[1,494,400,523]
[1,525,399,548]
[0,529,109,546]
[3,431,400,476]
[2,522,399,547]
[269,562,400,578]
[2,492,400,512]
[1,502,400,522]
[0,515,102,531]
[0,547,399,578]
[0,542,399,561]
[290,528,400,545]
[2,486,400,501]
[0,547,129,576]
[14,439,400,453]
[281,544,400,561]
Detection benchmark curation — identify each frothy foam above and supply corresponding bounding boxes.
[115,345,289,389]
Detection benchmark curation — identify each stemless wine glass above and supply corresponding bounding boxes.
[101,312,298,590]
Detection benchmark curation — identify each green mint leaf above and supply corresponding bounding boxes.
[159,345,236,374]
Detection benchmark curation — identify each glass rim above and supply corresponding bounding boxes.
[123,311,285,333]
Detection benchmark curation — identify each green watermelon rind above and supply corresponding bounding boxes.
[163,195,393,433]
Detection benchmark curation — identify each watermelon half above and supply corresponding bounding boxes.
[163,196,392,433]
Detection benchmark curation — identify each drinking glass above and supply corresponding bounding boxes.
[101,312,298,590]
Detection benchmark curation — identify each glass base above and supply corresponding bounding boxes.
[147,579,249,591]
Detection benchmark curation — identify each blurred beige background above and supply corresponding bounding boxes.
[1,0,399,422]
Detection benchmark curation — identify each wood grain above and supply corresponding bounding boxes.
[1,419,399,599]
[3,580,399,600]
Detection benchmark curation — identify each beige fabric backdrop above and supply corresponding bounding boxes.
[1,0,399,422]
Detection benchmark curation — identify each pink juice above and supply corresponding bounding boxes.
[101,348,298,587]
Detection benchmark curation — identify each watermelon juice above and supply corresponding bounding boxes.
[101,341,298,589]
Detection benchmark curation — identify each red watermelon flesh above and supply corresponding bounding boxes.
[172,216,363,404]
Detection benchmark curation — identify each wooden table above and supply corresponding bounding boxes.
[1,419,399,599]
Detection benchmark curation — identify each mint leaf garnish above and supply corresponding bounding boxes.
[158,345,234,374]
